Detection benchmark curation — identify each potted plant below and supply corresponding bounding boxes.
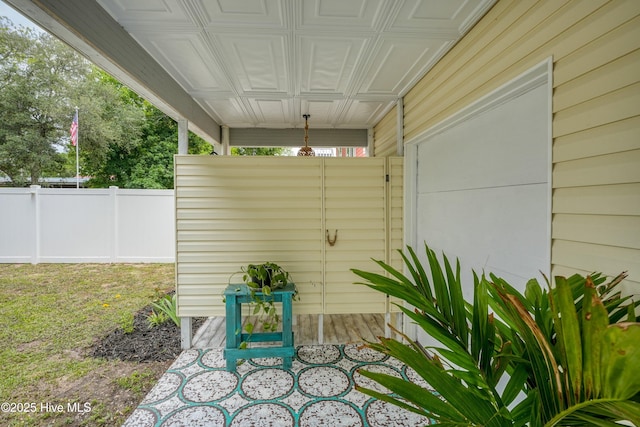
[242,261,291,291]
[231,262,296,349]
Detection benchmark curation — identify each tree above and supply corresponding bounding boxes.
[0,18,85,185]
[65,68,145,180]
[0,19,147,186]
[231,147,289,156]
[86,96,211,189]
[1,18,286,190]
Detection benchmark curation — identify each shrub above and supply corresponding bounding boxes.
[352,243,640,426]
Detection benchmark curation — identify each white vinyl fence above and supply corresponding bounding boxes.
[0,186,175,263]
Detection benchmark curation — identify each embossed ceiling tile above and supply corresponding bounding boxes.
[299,36,367,94]
[388,0,488,33]
[300,100,340,126]
[85,0,495,130]
[197,0,285,28]
[142,33,227,91]
[250,98,291,125]
[217,34,289,93]
[97,0,194,26]
[202,98,250,125]
[359,38,443,95]
[340,99,390,127]
[299,0,388,31]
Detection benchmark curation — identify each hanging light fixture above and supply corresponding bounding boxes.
[297,114,315,156]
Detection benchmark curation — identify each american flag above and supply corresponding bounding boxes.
[70,110,78,146]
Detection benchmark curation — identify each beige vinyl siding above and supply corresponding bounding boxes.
[175,156,324,316]
[373,105,397,157]
[323,158,387,314]
[382,0,640,292]
[388,157,404,312]
[175,156,403,317]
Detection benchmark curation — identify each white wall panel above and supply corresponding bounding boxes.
[417,84,549,192]
[417,184,549,297]
[117,190,175,261]
[39,190,111,261]
[0,189,36,262]
[407,61,551,308]
[0,187,175,263]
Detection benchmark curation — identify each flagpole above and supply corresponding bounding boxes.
[75,107,79,189]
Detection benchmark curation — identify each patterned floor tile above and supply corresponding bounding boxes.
[123,344,433,426]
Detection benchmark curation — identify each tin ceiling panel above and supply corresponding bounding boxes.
[96,0,495,129]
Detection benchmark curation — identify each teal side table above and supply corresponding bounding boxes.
[223,283,296,371]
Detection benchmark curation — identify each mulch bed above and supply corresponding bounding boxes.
[91,302,206,362]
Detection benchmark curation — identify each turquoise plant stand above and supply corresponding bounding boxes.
[223,283,295,371]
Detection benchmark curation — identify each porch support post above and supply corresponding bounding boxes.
[178,119,188,154]
[317,314,324,344]
[367,128,374,156]
[221,125,230,155]
[178,117,190,348]
[181,317,192,349]
[385,312,391,338]
[396,98,404,156]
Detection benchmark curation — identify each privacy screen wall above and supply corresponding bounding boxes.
[175,156,403,317]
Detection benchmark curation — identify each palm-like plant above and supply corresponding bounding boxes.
[351,244,640,426]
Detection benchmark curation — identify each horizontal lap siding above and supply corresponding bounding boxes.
[373,105,397,157]
[323,158,387,314]
[176,157,401,317]
[175,156,323,316]
[388,157,404,312]
[388,0,639,292]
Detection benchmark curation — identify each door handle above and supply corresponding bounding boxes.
[326,229,338,246]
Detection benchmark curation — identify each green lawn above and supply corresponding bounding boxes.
[0,263,175,426]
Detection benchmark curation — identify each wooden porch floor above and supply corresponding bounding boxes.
[192,313,388,348]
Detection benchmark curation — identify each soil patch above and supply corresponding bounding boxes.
[90,302,206,362]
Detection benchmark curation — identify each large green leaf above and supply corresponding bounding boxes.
[355,371,455,421]
[545,399,640,426]
[601,323,640,400]
[582,276,608,400]
[553,276,583,405]
[402,245,433,300]
[443,254,468,349]
[363,337,504,425]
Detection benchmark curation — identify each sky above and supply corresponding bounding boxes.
[0,0,43,32]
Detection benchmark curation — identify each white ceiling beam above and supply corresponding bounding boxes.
[229,128,367,148]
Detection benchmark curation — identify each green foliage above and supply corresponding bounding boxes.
[236,262,295,346]
[0,19,86,185]
[67,67,145,180]
[115,370,156,396]
[231,147,289,156]
[149,293,180,327]
[0,18,209,189]
[118,311,135,334]
[242,262,291,291]
[146,310,168,328]
[87,101,211,189]
[0,263,174,425]
[351,244,640,426]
